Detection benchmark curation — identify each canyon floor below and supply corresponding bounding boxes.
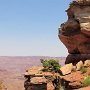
[0,56,65,90]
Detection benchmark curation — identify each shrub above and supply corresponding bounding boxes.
[40,59,50,68]
[82,76,90,87]
[40,59,61,72]
[80,66,87,73]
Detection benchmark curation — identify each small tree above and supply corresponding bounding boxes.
[40,59,61,72]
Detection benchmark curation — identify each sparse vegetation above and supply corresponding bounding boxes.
[80,66,87,73]
[40,59,61,72]
[82,76,90,87]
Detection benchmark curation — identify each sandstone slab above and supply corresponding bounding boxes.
[60,63,73,75]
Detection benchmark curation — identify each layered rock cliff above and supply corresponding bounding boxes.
[58,0,90,64]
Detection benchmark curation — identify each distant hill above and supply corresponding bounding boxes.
[0,56,65,73]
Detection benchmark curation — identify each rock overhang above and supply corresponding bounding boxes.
[58,0,90,64]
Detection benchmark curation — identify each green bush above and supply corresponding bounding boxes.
[40,59,61,72]
[80,66,87,73]
[82,76,90,87]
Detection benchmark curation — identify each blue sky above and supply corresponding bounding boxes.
[0,0,70,56]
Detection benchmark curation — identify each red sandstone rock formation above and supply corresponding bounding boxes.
[58,0,90,64]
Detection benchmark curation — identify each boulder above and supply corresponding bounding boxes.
[72,66,76,71]
[84,60,90,67]
[61,71,84,89]
[60,63,73,75]
[24,77,48,90]
[76,61,83,70]
[25,66,43,75]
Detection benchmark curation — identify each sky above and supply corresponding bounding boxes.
[0,0,71,57]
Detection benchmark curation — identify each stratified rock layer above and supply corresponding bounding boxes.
[58,0,90,64]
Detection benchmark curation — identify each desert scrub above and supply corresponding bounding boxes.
[80,66,87,73]
[40,59,61,72]
[82,76,90,87]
